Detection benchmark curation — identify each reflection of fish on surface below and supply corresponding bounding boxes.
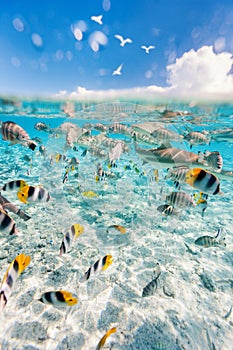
[60,224,84,255]
[184,131,210,149]
[17,185,51,204]
[80,255,113,282]
[185,168,223,195]
[107,225,126,234]
[95,327,117,350]
[0,209,19,235]
[136,145,206,168]
[0,254,30,312]
[142,263,161,297]
[39,290,77,307]
[0,121,36,150]
[195,228,226,248]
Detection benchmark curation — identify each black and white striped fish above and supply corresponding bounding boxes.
[0,209,19,235]
[80,255,113,282]
[0,254,30,312]
[142,263,161,297]
[165,191,196,208]
[59,224,84,255]
[39,290,77,307]
[0,121,36,150]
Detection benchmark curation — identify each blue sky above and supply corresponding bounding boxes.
[0,0,233,98]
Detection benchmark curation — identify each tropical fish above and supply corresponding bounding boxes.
[185,168,223,195]
[165,166,189,188]
[0,121,36,150]
[0,254,30,312]
[195,228,225,248]
[136,145,205,168]
[156,204,179,216]
[82,191,98,198]
[0,193,30,221]
[80,255,113,282]
[132,122,182,142]
[62,168,69,184]
[96,327,117,350]
[17,185,51,204]
[165,191,196,208]
[203,151,223,172]
[38,145,47,158]
[0,209,19,235]
[39,290,77,307]
[142,263,161,297]
[54,153,68,163]
[107,225,126,234]
[34,122,50,132]
[184,131,210,149]
[94,123,109,132]
[59,224,84,255]
[1,179,28,192]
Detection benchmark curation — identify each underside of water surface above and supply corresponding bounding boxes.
[0,98,232,350]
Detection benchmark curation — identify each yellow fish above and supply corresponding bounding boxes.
[82,191,98,198]
[107,225,126,234]
[81,255,113,282]
[96,327,117,350]
[0,254,31,312]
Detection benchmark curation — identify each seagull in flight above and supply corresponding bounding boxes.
[91,15,103,25]
[115,34,132,47]
[141,45,155,54]
[112,63,123,76]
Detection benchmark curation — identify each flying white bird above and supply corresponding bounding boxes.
[115,34,132,47]
[141,45,155,54]
[91,15,103,25]
[112,63,123,76]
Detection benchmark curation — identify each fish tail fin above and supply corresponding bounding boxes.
[28,141,37,151]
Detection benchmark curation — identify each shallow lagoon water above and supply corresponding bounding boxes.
[0,99,233,350]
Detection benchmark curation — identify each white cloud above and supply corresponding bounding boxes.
[57,45,233,101]
[166,45,233,98]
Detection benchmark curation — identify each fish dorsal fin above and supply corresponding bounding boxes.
[156,142,172,150]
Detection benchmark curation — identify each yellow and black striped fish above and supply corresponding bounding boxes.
[0,254,30,312]
[17,185,51,204]
[96,327,117,350]
[80,255,113,282]
[59,224,84,255]
[1,179,27,192]
[185,168,223,195]
[0,209,19,235]
[0,121,36,150]
[39,290,77,307]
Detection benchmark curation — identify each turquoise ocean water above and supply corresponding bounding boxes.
[0,98,232,350]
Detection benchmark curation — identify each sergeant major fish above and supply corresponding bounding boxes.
[142,263,161,297]
[39,290,77,307]
[80,255,113,282]
[0,254,30,312]
[195,228,225,248]
[0,121,36,150]
[17,185,51,204]
[164,191,196,208]
[59,224,84,255]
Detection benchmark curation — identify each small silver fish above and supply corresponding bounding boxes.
[142,263,161,297]
[165,191,196,208]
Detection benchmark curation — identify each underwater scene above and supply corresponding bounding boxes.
[0,99,233,350]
